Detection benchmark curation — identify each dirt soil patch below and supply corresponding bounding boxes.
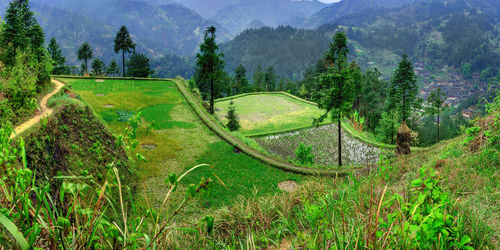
[103,104,115,108]
[278,181,299,193]
[64,89,77,98]
[141,143,158,150]
[96,93,105,96]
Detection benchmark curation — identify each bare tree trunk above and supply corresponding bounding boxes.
[338,117,342,167]
[437,113,440,142]
[210,77,214,114]
[122,50,126,77]
[391,123,394,144]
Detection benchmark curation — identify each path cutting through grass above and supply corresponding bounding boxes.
[10,79,65,139]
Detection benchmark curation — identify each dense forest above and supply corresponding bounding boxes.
[222,26,329,80]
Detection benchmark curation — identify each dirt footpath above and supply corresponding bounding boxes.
[10,79,64,139]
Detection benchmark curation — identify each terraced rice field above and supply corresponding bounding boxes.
[215,93,382,167]
[60,78,302,209]
[255,124,382,167]
[215,93,329,136]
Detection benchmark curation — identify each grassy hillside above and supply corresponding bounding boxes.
[2,78,497,248]
[24,102,136,190]
[60,78,303,209]
[215,93,329,136]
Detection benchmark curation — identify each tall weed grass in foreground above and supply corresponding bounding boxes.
[209,158,481,249]
[0,120,219,248]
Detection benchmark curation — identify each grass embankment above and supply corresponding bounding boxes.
[59,77,303,209]
[23,103,136,189]
[174,78,355,175]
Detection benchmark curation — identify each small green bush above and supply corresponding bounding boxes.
[226,100,240,132]
[295,143,314,165]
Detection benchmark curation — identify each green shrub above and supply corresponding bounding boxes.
[225,100,240,132]
[380,166,473,249]
[295,143,314,165]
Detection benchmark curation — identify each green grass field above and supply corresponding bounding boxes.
[215,93,329,136]
[61,78,302,210]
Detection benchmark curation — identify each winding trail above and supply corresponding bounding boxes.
[10,79,64,139]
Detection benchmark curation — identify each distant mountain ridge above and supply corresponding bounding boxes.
[218,0,499,81]
[301,0,427,28]
[137,0,240,18]
[212,0,328,35]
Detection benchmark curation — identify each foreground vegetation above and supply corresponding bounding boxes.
[1,88,498,248]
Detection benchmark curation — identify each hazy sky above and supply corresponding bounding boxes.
[318,0,341,3]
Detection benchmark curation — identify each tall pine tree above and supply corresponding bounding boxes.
[233,64,249,94]
[1,0,35,65]
[114,26,135,77]
[312,32,358,167]
[1,0,51,87]
[252,64,265,91]
[47,38,69,75]
[77,42,93,75]
[389,54,419,123]
[426,88,447,142]
[264,67,277,92]
[194,26,225,114]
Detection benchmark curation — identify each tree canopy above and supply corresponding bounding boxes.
[1,0,36,65]
[107,59,120,77]
[126,52,153,78]
[91,58,106,76]
[233,64,249,94]
[47,38,70,75]
[389,54,419,123]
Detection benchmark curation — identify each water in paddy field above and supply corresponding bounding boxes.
[255,124,381,167]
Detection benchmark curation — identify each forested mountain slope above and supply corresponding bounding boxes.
[302,0,426,28]
[220,0,499,81]
[221,26,329,80]
[326,0,500,72]
[212,0,327,35]
[0,0,230,64]
[144,0,239,18]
